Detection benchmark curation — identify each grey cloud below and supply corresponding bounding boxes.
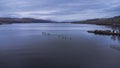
[0,0,120,21]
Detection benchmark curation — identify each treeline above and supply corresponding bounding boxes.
[72,16,120,26]
[0,17,56,24]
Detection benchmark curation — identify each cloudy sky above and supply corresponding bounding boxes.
[0,0,120,21]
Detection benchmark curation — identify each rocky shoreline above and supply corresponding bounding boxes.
[88,30,120,35]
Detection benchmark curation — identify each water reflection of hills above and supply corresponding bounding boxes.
[111,35,120,42]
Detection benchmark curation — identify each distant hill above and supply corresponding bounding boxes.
[0,17,56,24]
[72,16,120,26]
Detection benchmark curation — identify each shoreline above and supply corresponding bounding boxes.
[72,22,120,28]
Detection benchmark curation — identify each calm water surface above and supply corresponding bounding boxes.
[0,23,120,68]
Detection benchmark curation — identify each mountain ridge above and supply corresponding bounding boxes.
[72,16,120,26]
[0,17,57,24]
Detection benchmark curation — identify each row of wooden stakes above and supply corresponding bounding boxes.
[42,32,72,40]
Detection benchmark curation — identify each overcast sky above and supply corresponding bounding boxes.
[0,0,120,21]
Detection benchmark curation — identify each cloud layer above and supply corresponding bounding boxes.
[0,0,120,21]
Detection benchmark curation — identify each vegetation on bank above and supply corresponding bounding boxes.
[72,16,120,26]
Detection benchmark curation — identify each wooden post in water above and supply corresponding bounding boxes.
[113,30,115,33]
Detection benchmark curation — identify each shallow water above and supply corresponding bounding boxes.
[0,23,120,68]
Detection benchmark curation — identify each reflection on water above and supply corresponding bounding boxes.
[111,35,120,43]
[105,25,120,43]
[0,23,120,68]
[110,45,120,51]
